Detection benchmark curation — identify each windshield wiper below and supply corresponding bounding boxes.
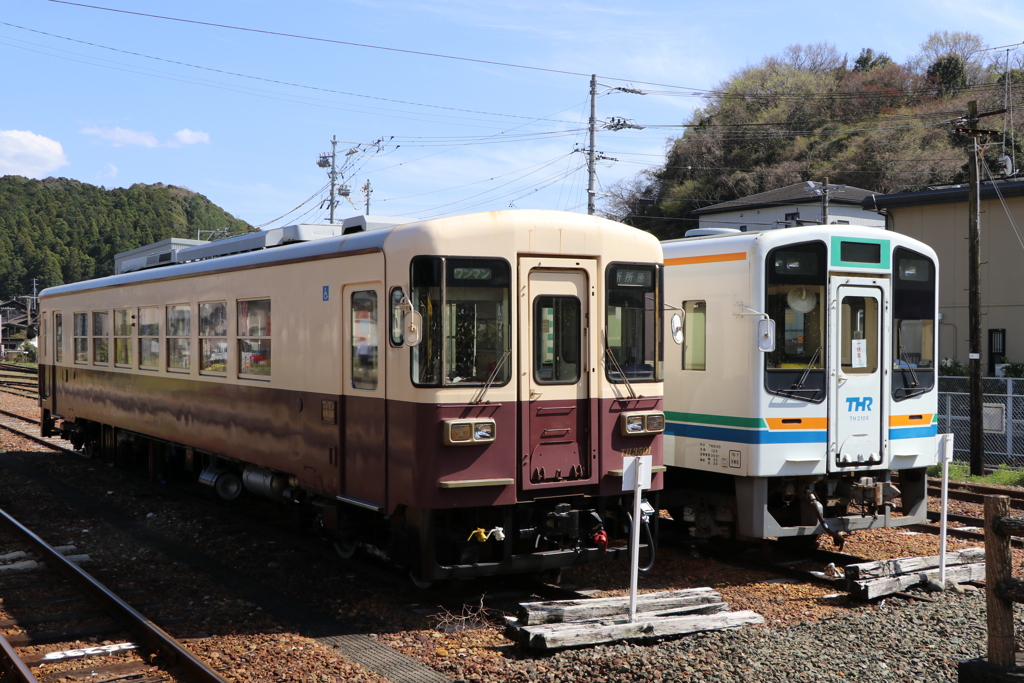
[792,346,822,389]
[897,343,921,388]
[471,348,511,404]
[603,330,637,399]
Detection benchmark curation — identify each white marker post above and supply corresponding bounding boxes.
[938,433,954,586]
[622,454,652,622]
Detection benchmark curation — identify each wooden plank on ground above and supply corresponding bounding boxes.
[517,588,722,625]
[844,548,985,580]
[508,609,764,650]
[852,562,987,600]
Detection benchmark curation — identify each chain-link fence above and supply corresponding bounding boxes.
[937,377,1024,468]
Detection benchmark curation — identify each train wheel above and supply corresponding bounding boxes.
[334,539,357,560]
[408,571,433,589]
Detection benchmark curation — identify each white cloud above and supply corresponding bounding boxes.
[80,126,160,148]
[173,129,210,146]
[0,130,69,178]
[98,163,118,180]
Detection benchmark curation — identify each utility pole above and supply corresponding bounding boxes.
[968,101,983,476]
[956,101,1004,475]
[584,76,644,215]
[822,176,830,224]
[362,179,372,214]
[317,135,340,224]
[588,75,597,215]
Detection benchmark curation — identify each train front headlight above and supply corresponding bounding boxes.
[645,413,665,433]
[620,411,665,436]
[444,419,496,445]
[474,422,495,441]
[447,422,472,444]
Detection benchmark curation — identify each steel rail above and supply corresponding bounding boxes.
[0,631,39,682]
[0,506,230,683]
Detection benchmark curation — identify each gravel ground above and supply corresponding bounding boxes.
[1,390,1023,683]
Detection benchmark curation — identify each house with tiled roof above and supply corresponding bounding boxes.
[693,181,885,232]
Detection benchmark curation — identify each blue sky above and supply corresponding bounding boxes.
[4,0,1024,230]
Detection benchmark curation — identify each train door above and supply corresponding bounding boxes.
[341,281,387,508]
[518,258,599,490]
[829,280,886,471]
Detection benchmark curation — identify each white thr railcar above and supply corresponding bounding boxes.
[660,226,938,544]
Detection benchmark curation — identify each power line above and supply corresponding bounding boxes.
[1,22,580,125]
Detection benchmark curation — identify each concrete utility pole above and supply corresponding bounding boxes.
[362,179,372,214]
[588,75,597,215]
[584,76,644,215]
[317,135,340,224]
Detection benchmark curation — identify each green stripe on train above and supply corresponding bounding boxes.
[664,411,766,429]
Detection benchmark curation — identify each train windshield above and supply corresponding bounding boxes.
[892,247,936,400]
[764,241,827,403]
[410,256,511,387]
[605,263,663,383]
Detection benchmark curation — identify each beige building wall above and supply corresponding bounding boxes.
[888,195,1024,369]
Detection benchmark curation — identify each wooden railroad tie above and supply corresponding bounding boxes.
[837,547,986,600]
[504,588,764,650]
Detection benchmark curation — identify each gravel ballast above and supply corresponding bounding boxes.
[1,390,1022,683]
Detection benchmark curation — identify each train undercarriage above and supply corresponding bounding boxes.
[54,415,656,584]
[662,467,928,548]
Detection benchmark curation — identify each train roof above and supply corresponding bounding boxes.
[41,210,657,299]
[662,224,936,260]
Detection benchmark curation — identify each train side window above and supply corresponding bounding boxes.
[91,311,109,365]
[681,300,706,371]
[55,313,63,363]
[533,295,580,384]
[166,304,191,372]
[389,287,404,346]
[73,313,88,364]
[199,302,228,375]
[892,248,936,400]
[351,290,378,390]
[138,306,160,370]
[238,299,271,377]
[114,308,132,367]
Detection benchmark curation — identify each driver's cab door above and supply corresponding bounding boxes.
[829,278,888,471]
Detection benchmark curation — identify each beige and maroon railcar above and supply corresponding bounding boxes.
[37,210,665,583]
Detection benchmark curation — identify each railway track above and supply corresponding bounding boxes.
[0,364,37,401]
[0,504,229,682]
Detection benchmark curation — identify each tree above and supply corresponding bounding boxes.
[927,54,969,98]
[853,48,894,73]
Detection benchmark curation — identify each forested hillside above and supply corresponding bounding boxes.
[607,32,1024,239]
[0,176,253,299]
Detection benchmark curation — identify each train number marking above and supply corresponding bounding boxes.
[621,446,652,457]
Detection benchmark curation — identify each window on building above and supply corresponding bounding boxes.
[114,308,132,366]
[784,212,799,224]
[139,306,160,369]
[166,304,190,371]
[238,299,271,377]
[351,291,378,390]
[199,302,228,374]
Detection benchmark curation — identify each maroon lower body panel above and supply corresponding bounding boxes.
[44,365,663,581]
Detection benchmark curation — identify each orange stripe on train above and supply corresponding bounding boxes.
[765,417,828,430]
[889,414,934,427]
[665,252,747,266]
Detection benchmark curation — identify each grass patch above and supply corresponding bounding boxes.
[927,461,1024,488]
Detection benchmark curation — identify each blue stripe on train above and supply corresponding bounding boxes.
[889,425,938,440]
